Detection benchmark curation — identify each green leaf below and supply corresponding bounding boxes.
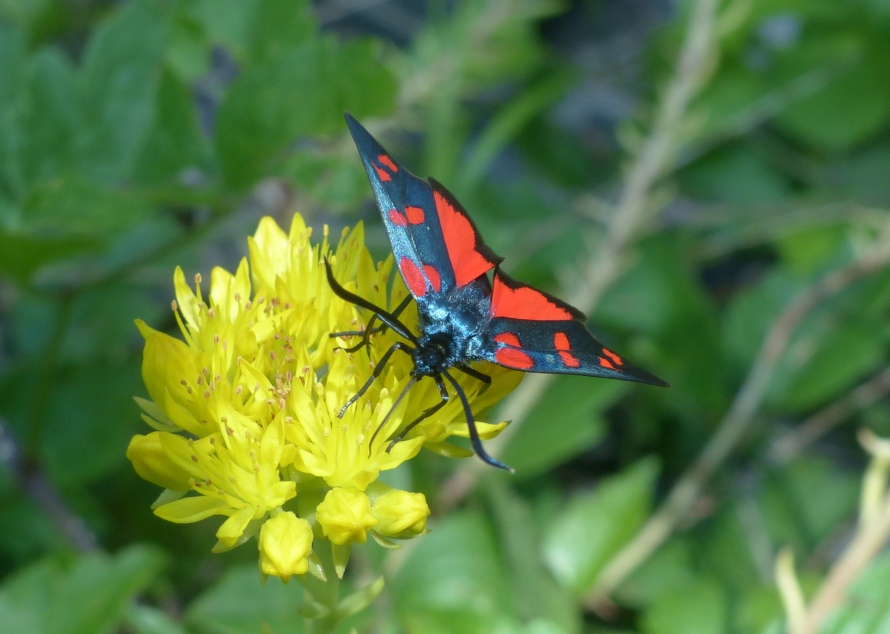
[771,318,889,412]
[0,546,165,634]
[215,36,396,189]
[772,34,890,152]
[483,479,581,632]
[758,457,859,552]
[280,149,370,210]
[188,0,316,66]
[597,236,728,411]
[501,377,624,477]
[836,145,890,205]
[22,176,155,238]
[132,69,209,185]
[16,48,79,191]
[0,21,26,101]
[124,604,189,634]
[722,270,799,374]
[77,0,170,182]
[681,145,790,205]
[42,359,145,486]
[391,511,518,633]
[165,7,210,82]
[0,226,98,284]
[245,0,314,63]
[457,70,575,192]
[775,224,849,274]
[186,564,304,634]
[336,576,385,620]
[617,541,697,607]
[189,0,259,60]
[640,578,727,634]
[542,457,659,594]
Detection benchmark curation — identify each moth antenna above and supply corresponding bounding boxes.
[442,371,513,472]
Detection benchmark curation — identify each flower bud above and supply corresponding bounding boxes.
[258,512,313,582]
[316,488,377,545]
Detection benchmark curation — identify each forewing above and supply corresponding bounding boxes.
[345,113,502,300]
[484,271,669,386]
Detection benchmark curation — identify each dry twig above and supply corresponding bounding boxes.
[586,225,890,608]
[791,430,890,633]
[769,367,890,464]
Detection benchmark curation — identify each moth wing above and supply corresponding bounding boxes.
[345,113,502,300]
[482,271,668,386]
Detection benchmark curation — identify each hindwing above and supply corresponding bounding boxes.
[484,271,669,386]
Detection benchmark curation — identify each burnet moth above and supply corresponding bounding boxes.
[326,114,668,471]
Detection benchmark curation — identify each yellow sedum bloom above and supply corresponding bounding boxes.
[370,489,430,539]
[127,214,521,581]
[259,511,314,582]
[316,487,378,545]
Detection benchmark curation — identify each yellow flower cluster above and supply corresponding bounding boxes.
[127,215,521,582]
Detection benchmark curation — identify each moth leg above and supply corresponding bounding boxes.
[338,341,413,418]
[456,363,491,385]
[324,258,417,343]
[383,375,450,454]
[442,371,512,472]
[331,294,413,353]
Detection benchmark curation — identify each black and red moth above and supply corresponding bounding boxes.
[326,114,668,471]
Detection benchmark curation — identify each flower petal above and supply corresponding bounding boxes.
[155,495,229,523]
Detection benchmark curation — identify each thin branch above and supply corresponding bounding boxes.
[586,229,890,608]
[0,417,98,552]
[26,294,75,460]
[680,57,857,169]
[436,0,720,512]
[769,367,890,464]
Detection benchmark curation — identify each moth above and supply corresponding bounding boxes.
[326,114,668,470]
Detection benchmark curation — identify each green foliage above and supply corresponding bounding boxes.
[0,546,165,634]
[185,565,304,634]
[1,0,890,632]
[543,458,659,595]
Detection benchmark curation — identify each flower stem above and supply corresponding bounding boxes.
[300,541,342,633]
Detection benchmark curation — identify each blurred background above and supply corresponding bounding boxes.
[2,0,890,632]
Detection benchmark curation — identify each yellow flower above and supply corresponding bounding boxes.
[316,488,378,545]
[259,512,313,582]
[370,489,430,539]
[128,213,521,579]
[126,433,191,491]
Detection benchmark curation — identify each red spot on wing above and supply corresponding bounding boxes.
[491,274,575,321]
[598,357,616,370]
[495,332,521,346]
[496,347,534,369]
[423,264,442,292]
[405,205,425,225]
[554,332,580,368]
[389,207,424,227]
[377,154,398,172]
[559,351,580,368]
[400,257,427,297]
[434,189,497,286]
[373,165,392,182]
[389,209,408,226]
[494,332,534,369]
[602,348,624,366]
